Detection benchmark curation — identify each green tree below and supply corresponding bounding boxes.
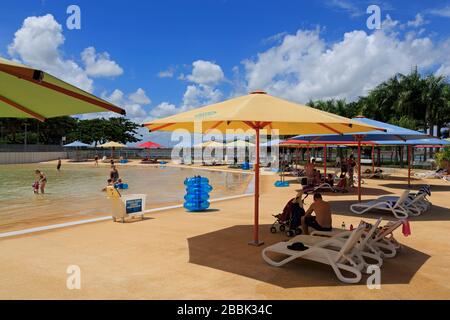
[68,117,141,146]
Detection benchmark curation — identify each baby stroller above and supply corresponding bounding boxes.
[270,193,308,237]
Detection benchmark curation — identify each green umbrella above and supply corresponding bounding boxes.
[0,58,125,120]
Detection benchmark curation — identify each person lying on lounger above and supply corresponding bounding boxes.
[301,193,332,235]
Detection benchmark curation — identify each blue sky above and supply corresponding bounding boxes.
[1,0,450,144]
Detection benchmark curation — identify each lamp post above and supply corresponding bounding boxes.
[24,122,28,150]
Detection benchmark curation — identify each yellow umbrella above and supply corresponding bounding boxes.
[194,141,225,148]
[99,141,127,159]
[194,141,225,163]
[225,140,256,147]
[99,141,127,148]
[0,57,125,120]
[144,91,384,246]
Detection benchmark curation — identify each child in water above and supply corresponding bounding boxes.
[34,170,47,194]
[102,179,115,192]
[32,181,40,194]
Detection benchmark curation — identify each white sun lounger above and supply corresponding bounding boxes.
[309,218,383,269]
[414,170,446,179]
[262,224,366,283]
[361,171,391,179]
[304,183,335,194]
[376,192,427,216]
[350,190,411,219]
[311,219,403,259]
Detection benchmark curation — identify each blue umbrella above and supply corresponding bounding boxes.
[260,139,284,147]
[64,141,92,148]
[293,116,429,143]
[292,117,437,198]
[371,138,450,187]
[373,137,450,146]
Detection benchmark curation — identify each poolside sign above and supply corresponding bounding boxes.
[126,198,143,215]
[107,190,147,223]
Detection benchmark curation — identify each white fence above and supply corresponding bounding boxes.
[0,152,67,164]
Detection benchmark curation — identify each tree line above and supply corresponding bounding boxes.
[0,117,141,146]
[307,68,450,137]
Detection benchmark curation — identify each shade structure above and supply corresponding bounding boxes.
[143,91,384,246]
[64,141,91,148]
[99,141,127,148]
[138,141,163,149]
[292,116,436,200]
[292,116,429,143]
[144,92,384,135]
[371,138,450,187]
[225,140,256,148]
[372,138,450,146]
[260,139,283,147]
[138,141,163,160]
[0,58,125,121]
[195,141,225,148]
[99,141,127,159]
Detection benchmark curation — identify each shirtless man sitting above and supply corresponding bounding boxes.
[301,193,332,235]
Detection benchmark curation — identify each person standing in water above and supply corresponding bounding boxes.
[57,158,62,171]
[94,155,99,166]
[110,165,120,183]
[35,170,47,194]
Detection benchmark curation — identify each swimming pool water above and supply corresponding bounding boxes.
[0,164,252,231]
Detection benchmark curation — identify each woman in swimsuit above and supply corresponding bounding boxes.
[35,170,47,194]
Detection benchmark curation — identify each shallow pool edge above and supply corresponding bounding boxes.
[0,192,255,240]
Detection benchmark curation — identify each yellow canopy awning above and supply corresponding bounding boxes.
[99,141,127,148]
[225,140,256,148]
[0,57,125,121]
[144,91,384,135]
[194,141,225,148]
[143,91,385,246]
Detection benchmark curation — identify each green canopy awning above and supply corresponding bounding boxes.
[0,58,125,121]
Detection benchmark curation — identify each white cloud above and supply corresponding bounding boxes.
[407,14,428,28]
[102,88,151,122]
[81,47,123,77]
[147,83,222,119]
[242,21,447,103]
[436,39,450,77]
[326,0,364,17]
[147,62,225,120]
[129,88,151,105]
[183,84,222,108]
[8,14,93,92]
[149,102,180,118]
[7,14,123,93]
[186,60,225,85]
[428,6,450,18]
[158,68,175,78]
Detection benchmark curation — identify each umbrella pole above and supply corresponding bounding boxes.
[324,144,327,176]
[358,139,362,202]
[372,145,375,173]
[250,126,263,246]
[408,145,412,189]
